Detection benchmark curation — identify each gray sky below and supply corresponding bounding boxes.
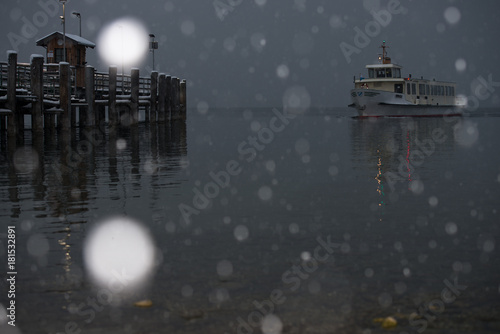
[1,0,499,108]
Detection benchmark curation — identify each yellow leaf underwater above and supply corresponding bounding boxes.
[381,316,397,329]
[134,299,153,308]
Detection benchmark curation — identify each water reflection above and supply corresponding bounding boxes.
[0,121,187,218]
[351,116,462,199]
[0,121,188,292]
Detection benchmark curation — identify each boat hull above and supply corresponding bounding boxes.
[350,89,462,117]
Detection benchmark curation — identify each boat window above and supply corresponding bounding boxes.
[431,85,435,95]
[441,86,444,96]
[426,85,430,95]
[393,68,401,78]
[376,69,386,78]
[394,83,403,93]
[419,84,425,95]
[368,69,374,78]
[411,83,416,95]
[451,86,455,96]
[385,68,392,78]
[406,83,411,94]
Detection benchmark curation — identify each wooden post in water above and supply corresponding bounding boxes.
[158,74,166,123]
[70,107,77,128]
[165,75,172,120]
[171,77,181,120]
[85,65,96,127]
[30,54,44,134]
[59,62,71,131]
[97,105,106,126]
[108,65,117,127]
[130,68,139,124]
[6,51,17,137]
[180,79,187,118]
[150,71,158,123]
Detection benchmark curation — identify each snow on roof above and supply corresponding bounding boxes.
[36,31,95,48]
[365,63,402,69]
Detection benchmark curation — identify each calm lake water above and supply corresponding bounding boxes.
[1,107,499,334]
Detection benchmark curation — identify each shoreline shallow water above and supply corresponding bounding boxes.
[1,107,499,333]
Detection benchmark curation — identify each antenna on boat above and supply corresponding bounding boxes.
[378,40,391,64]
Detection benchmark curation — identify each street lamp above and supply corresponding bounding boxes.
[72,11,81,37]
[120,25,124,93]
[59,0,67,62]
[149,34,158,71]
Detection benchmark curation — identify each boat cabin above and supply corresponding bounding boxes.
[367,64,402,80]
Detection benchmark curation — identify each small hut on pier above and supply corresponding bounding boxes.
[36,31,95,88]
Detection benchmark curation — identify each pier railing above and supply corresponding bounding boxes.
[0,51,187,137]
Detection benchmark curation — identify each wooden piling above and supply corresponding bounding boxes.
[158,74,166,123]
[108,66,117,126]
[150,71,158,123]
[71,106,77,128]
[171,77,181,120]
[7,51,17,137]
[59,62,71,131]
[85,65,96,127]
[45,114,55,131]
[180,79,187,117]
[165,75,172,119]
[98,105,106,126]
[30,55,44,134]
[130,68,139,124]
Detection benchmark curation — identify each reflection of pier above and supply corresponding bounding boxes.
[0,120,187,220]
[0,51,187,140]
[0,120,187,297]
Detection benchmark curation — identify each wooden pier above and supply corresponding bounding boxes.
[0,51,187,141]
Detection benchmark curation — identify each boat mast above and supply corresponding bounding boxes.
[379,40,391,64]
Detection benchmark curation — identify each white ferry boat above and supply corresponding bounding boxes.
[349,41,462,117]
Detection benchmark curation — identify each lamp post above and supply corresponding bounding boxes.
[72,11,81,37]
[149,34,158,71]
[59,0,67,62]
[120,25,124,93]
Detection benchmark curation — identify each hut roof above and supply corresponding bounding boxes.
[36,31,95,48]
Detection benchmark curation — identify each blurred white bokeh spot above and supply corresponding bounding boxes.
[454,120,479,147]
[216,259,233,277]
[455,58,467,72]
[444,6,461,25]
[258,186,273,201]
[13,147,39,174]
[97,17,148,67]
[250,32,267,52]
[255,0,267,7]
[180,20,196,36]
[27,234,50,257]
[234,225,249,242]
[116,138,127,150]
[197,101,209,115]
[283,86,310,114]
[0,303,22,333]
[83,217,156,293]
[261,314,283,334]
[276,64,290,79]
